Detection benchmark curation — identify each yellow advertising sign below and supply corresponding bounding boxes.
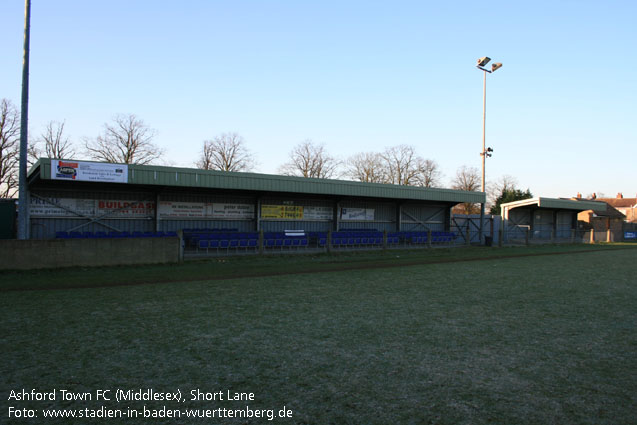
[261,205,304,219]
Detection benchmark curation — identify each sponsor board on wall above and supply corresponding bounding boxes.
[158,202,255,219]
[210,203,255,219]
[261,205,304,219]
[158,201,207,218]
[304,206,333,220]
[260,205,333,220]
[340,208,375,221]
[95,200,155,217]
[29,197,96,217]
[51,160,128,183]
[30,198,155,218]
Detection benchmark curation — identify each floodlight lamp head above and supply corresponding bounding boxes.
[477,57,491,67]
[491,62,502,72]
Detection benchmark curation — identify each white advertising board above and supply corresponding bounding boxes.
[304,206,333,220]
[157,202,254,219]
[210,203,255,219]
[29,197,96,218]
[158,201,206,218]
[51,160,128,183]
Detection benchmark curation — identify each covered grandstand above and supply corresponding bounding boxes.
[25,158,485,255]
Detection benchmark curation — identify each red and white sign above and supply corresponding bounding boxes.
[51,160,128,183]
[96,199,155,217]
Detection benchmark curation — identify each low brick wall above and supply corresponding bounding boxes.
[0,237,181,270]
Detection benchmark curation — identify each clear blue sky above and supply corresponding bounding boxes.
[2,0,635,198]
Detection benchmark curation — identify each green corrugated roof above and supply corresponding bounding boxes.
[501,197,606,212]
[30,158,485,204]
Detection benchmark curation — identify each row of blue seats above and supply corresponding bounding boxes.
[401,231,456,244]
[198,235,309,250]
[56,231,178,239]
[199,239,259,249]
[183,228,239,232]
[192,230,456,250]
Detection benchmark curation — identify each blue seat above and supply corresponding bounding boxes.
[198,240,209,249]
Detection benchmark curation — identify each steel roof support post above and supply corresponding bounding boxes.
[155,193,161,232]
[255,197,261,231]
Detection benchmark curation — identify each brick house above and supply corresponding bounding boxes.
[595,193,637,223]
[573,193,626,241]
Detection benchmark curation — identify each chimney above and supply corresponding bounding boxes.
[617,193,623,199]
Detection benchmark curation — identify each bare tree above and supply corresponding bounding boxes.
[344,152,386,183]
[487,174,517,207]
[0,99,20,198]
[414,158,442,188]
[278,140,340,178]
[380,145,420,185]
[196,132,256,172]
[451,165,481,214]
[84,114,163,164]
[28,120,75,165]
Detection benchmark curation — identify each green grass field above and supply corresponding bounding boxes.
[2,244,636,424]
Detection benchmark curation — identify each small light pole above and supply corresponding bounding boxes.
[476,56,502,245]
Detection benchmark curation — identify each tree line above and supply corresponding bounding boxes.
[0,99,531,211]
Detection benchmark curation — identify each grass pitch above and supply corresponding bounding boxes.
[2,245,636,424]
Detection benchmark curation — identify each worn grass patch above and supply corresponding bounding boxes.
[2,248,636,424]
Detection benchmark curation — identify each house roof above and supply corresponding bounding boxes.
[28,158,486,204]
[596,198,637,208]
[590,202,627,219]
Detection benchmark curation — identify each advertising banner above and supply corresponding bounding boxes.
[304,206,333,220]
[210,203,255,219]
[158,202,255,219]
[29,197,96,218]
[158,201,206,218]
[96,199,155,218]
[51,160,128,183]
[340,208,375,221]
[261,205,304,219]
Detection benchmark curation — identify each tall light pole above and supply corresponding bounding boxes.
[17,0,32,240]
[476,56,502,244]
